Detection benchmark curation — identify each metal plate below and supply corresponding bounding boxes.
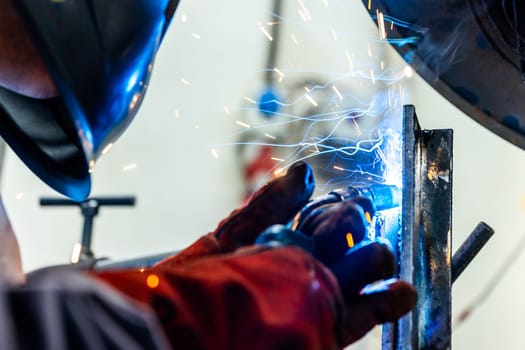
[382,105,452,350]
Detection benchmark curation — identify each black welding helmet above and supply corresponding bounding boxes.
[361,0,525,150]
[0,0,178,201]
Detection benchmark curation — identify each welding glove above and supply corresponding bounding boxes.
[296,197,417,344]
[92,161,416,349]
[155,161,316,267]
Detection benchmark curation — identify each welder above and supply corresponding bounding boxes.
[0,0,416,349]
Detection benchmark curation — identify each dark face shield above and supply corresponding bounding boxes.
[0,0,178,201]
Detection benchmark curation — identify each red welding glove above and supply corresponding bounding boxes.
[156,161,315,267]
[92,162,416,349]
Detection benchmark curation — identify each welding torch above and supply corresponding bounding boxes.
[255,184,401,264]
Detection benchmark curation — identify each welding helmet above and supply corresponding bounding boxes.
[362,0,525,150]
[0,0,178,201]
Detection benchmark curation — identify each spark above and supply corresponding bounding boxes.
[123,163,137,171]
[345,49,354,73]
[274,67,285,78]
[346,233,355,248]
[333,165,344,171]
[102,143,113,155]
[332,29,338,41]
[377,10,387,40]
[391,21,394,30]
[146,274,160,289]
[224,106,231,115]
[259,25,273,41]
[181,14,187,23]
[367,43,372,57]
[367,0,372,10]
[180,78,190,85]
[274,168,284,176]
[236,120,251,128]
[267,21,280,26]
[265,133,276,140]
[129,93,140,110]
[89,160,95,173]
[352,118,362,136]
[298,0,312,21]
[370,69,376,84]
[377,148,387,163]
[70,243,82,264]
[304,86,311,93]
[291,33,299,45]
[332,85,343,101]
[243,96,256,104]
[192,33,201,39]
[211,149,219,159]
[271,157,285,162]
[305,94,318,107]
[404,66,414,78]
[298,9,308,22]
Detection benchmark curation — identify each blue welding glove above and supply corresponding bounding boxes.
[293,197,416,344]
[297,196,377,266]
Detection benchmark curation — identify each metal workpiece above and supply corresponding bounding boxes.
[383,105,453,350]
[451,222,494,283]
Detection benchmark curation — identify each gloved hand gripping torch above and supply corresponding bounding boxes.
[255,184,401,263]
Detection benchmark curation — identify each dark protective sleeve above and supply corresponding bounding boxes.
[94,246,346,350]
[0,267,171,350]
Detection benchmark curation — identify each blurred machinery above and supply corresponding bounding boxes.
[362,0,525,150]
[40,196,136,266]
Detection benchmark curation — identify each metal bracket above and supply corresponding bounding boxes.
[382,105,453,350]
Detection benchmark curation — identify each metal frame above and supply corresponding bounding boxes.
[383,105,453,350]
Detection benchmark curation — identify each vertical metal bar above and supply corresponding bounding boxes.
[382,105,452,350]
[417,128,452,349]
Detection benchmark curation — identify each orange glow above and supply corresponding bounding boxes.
[346,233,355,248]
[146,274,160,289]
[365,211,372,223]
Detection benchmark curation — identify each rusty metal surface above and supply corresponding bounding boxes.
[383,105,453,350]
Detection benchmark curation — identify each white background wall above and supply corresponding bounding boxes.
[2,0,525,349]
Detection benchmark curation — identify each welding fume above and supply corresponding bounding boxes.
[0,0,521,349]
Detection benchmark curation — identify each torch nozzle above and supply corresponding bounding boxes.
[294,184,402,230]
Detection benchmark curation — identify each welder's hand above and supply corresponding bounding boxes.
[332,241,417,344]
[157,161,314,266]
[299,198,417,345]
[297,196,377,266]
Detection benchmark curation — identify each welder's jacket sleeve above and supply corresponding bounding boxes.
[0,267,170,350]
[94,246,347,350]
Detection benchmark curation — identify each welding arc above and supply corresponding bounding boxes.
[453,230,525,328]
